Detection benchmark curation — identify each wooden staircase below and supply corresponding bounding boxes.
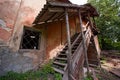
[52,27,92,80]
[52,33,81,74]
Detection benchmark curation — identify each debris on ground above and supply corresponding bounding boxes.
[89,50,120,80]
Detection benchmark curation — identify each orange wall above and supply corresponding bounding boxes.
[0,0,46,44]
[45,17,77,59]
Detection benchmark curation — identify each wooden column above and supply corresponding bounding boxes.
[88,13,94,30]
[65,8,72,80]
[78,9,90,74]
[61,21,63,45]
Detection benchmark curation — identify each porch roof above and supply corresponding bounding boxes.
[33,1,99,24]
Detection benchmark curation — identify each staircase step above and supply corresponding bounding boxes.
[73,46,78,49]
[56,57,67,61]
[53,61,67,66]
[59,54,67,56]
[52,67,64,74]
[55,59,67,63]
[58,54,67,57]
[60,51,66,54]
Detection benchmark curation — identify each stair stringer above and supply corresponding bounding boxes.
[63,27,92,80]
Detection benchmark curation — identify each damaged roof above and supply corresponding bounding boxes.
[33,1,99,24]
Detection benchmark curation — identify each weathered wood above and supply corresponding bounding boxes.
[57,13,65,20]
[110,69,120,77]
[53,61,67,66]
[71,33,81,48]
[46,12,57,21]
[48,1,85,8]
[50,12,62,21]
[52,67,64,74]
[48,7,85,13]
[78,9,90,73]
[91,68,99,80]
[88,13,101,67]
[40,11,54,22]
[48,7,64,12]
[65,8,72,80]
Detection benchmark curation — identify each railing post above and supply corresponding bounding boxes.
[65,8,72,80]
[78,9,90,74]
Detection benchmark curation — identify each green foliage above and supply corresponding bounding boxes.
[54,73,62,80]
[84,75,93,80]
[88,0,120,50]
[0,62,62,80]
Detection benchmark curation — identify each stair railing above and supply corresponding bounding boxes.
[72,26,92,79]
[63,22,91,80]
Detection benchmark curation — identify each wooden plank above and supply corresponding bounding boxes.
[53,13,64,21]
[45,12,57,21]
[56,57,67,60]
[110,69,120,77]
[52,67,64,74]
[48,1,85,8]
[65,8,72,80]
[53,61,67,66]
[40,11,54,22]
[48,12,62,21]
[48,7,64,12]
[78,9,90,73]
[49,7,83,13]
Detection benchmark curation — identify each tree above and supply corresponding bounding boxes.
[88,0,120,50]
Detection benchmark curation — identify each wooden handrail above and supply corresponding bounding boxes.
[71,33,82,48]
[63,25,92,80]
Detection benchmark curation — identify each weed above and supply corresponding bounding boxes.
[0,61,62,80]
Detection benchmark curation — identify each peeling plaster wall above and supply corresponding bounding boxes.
[0,0,46,46]
[0,0,46,76]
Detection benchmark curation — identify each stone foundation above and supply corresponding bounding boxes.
[0,46,45,76]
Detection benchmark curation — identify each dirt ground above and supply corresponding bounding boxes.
[92,50,120,80]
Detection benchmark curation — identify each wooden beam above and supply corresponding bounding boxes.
[78,9,90,74]
[50,12,62,21]
[48,1,85,8]
[48,7,86,13]
[53,12,64,21]
[48,7,64,12]
[65,8,72,80]
[46,12,57,21]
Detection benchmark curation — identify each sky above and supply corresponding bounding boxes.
[69,0,88,5]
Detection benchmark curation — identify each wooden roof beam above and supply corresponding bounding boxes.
[48,1,85,8]
[48,7,86,13]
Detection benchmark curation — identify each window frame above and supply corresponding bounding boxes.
[19,27,41,50]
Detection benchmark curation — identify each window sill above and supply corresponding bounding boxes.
[18,49,40,52]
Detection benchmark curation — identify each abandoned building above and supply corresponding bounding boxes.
[0,0,101,79]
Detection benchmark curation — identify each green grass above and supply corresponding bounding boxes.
[0,62,62,80]
[84,75,93,80]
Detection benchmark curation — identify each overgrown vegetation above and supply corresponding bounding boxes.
[84,75,93,80]
[0,62,62,80]
[88,0,120,50]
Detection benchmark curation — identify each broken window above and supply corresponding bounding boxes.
[20,28,41,49]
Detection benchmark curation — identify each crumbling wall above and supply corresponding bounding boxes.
[0,0,46,76]
[0,0,46,48]
[0,46,45,76]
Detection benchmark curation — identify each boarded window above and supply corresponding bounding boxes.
[20,28,41,49]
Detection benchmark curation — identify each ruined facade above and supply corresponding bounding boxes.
[0,0,100,78]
